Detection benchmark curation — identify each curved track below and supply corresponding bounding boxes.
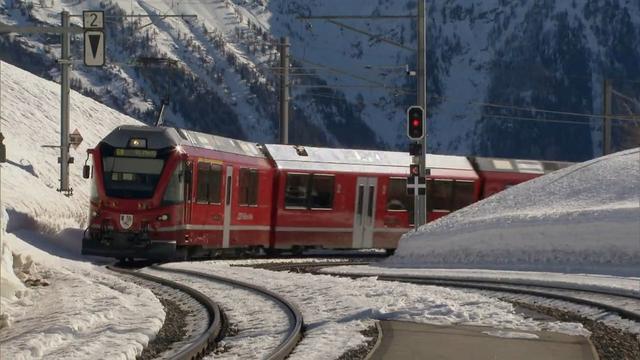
[107,266,223,360]
[369,275,640,323]
[149,265,304,360]
[250,261,640,324]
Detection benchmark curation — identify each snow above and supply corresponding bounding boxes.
[321,267,640,298]
[384,148,640,276]
[483,330,539,339]
[143,267,291,360]
[156,261,587,360]
[0,61,164,359]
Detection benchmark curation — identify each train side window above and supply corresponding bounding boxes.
[309,175,334,209]
[285,173,310,208]
[239,168,259,206]
[209,164,222,204]
[162,162,185,205]
[386,178,413,212]
[452,180,474,211]
[428,179,453,212]
[196,162,210,203]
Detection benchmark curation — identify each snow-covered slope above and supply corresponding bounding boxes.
[0,61,164,359]
[2,1,638,159]
[386,148,640,276]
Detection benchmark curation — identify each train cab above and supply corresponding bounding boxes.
[82,126,274,260]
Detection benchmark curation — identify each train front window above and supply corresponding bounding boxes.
[162,162,185,205]
[102,157,165,198]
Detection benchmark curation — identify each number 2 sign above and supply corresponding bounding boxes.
[83,11,104,29]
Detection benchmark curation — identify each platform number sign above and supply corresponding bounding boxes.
[83,11,105,67]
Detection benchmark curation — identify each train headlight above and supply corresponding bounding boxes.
[128,138,147,148]
[156,214,170,221]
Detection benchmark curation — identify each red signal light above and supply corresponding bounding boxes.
[406,106,425,140]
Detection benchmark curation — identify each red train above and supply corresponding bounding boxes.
[81,125,571,260]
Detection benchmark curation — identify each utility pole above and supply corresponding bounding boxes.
[603,79,612,155]
[279,36,290,144]
[416,0,427,227]
[59,11,72,195]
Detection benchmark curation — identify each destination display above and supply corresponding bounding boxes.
[114,148,157,158]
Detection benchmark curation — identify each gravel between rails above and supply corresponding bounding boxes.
[509,300,640,360]
[139,298,188,360]
[336,325,379,360]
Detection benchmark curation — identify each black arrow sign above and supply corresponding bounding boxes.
[89,34,101,58]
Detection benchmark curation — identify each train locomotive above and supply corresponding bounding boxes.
[82,125,571,261]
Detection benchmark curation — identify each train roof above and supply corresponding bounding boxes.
[472,157,574,174]
[264,144,475,175]
[101,126,265,158]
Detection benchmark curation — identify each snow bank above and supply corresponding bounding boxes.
[0,59,139,293]
[0,62,164,358]
[387,149,640,276]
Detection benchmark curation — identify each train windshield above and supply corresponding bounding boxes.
[101,145,168,199]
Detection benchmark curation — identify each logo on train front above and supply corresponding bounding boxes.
[120,214,133,230]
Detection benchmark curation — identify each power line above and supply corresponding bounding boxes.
[481,113,637,127]
[297,15,416,20]
[430,94,640,122]
[327,19,415,52]
[294,84,408,89]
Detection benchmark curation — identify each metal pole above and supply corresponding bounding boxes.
[59,11,71,194]
[416,0,427,227]
[279,37,289,144]
[603,79,612,155]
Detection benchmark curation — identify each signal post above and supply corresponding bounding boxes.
[406,106,427,229]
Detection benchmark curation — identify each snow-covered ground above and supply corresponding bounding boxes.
[0,61,165,359]
[155,261,587,360]
[384,148,640,276]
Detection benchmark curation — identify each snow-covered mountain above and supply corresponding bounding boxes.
[1,0,638,160]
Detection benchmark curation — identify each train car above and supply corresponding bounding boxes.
[264,144,480,251]
[82,125,274,260]
[471,157,573,198]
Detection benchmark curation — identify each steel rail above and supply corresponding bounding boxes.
[107,265,223,360]
[248,261,640,324]
[150,265,304,360]
[372,276,640,323]
[311,267,640,324]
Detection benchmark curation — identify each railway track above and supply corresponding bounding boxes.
[144,265,304,360]
[246,260,640,324]
[107,265,223,360]
[250,260,640,359]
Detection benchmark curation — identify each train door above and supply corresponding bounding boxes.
[183,162,193,225]
[222,165,233,248]
[352,177,378,248]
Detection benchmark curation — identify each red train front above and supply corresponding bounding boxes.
[82,125,273,260]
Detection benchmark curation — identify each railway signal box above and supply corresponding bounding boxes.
[406,106,425,141]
